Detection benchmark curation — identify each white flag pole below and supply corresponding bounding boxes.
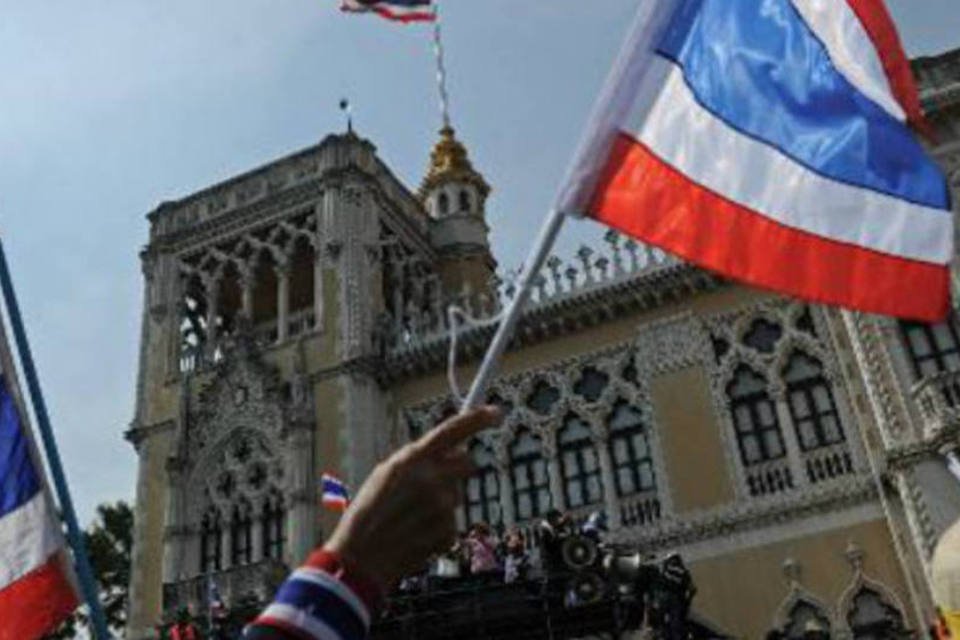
[460,207,567,410]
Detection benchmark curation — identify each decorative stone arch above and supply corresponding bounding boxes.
[772,558,834,637]
[834,543,912,638]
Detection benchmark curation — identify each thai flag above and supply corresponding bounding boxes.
[340,0,436,23]
[0,372,79,639]
[321,473,350,512]
[208,573,225,612]
[557,0,952,322]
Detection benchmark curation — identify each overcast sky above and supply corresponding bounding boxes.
[0,1,957,525]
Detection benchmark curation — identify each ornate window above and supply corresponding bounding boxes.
[558,414,603,509]
[509,429,550,521]
[527,380,560,416]
[230,499,253,567]
[607,402,656,497]
[783,601,830,639]
[728,366,786,466]
[200,508,222,573]
[464,440,501,527]
[574,367,609,403]
[847,588,909,639]
[262,492,285,561]
[458,189,472,213]
[901,318,960,378]
[437,192,450,216]
[783,352,844,451]
[743,318,783,353]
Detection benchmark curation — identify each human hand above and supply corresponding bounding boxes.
[323,405,501,589]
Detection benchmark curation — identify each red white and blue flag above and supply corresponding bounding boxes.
[340,0,436,23]
[558,0,953,321]
[0,369,79,639]
[321,473,350,512]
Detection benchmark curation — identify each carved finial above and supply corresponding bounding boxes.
[845,541,865,571]
[623,238,640,272]
[577,245,595,283]
[546,256,563,296]
[565,266,579,292]
[595,256,610,281]
[605,230,625,275]
[533,274,548,302]
[782,558,801,584]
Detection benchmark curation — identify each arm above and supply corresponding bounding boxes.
[245,406,501,640]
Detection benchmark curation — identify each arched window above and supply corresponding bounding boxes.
[509,429,550,521]
[464,440,501,527]
[847,588,909,639]
[900,318,960,378]
[783,600,830,639]
[200,508,222,573]
[458,189,472,213]
[607,402,656,497]
[262,492,286,561]
[728,366,786,466]
[437,192,450,217]
[783,352,844,451]
[230,499,252,567]
[559,414,603,509]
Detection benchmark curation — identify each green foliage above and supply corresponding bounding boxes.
[44,501,134,639]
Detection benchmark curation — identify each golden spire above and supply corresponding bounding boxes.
[420,126,490,199]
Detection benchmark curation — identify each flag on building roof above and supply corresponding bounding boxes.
[321,473,350,512]
[556,0,952,322]
[340,0,436,23]
[0,370,79,639]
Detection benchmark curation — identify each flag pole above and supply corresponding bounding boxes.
[432,1,452,128]
[460,207,567,410]
[0,238,112,640]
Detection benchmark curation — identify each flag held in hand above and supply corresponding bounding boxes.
[557,0,953,322]
[321,473,350,512]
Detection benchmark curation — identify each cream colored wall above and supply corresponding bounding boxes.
[689,519,912,638]
[652,366,734,512]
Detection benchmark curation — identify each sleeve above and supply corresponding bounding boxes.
[244,550,383,640]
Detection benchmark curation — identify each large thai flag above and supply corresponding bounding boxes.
[340,0,436,23]
[0,370,79,639]
[557,0,953,322]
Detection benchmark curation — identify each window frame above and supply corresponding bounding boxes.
[464,441,501,527]
[607,402,657,498]
[558,414,603,509]
[509,429,550,521]
[900,317,960,379]
[728,366,787,467]
[783,352,845,452]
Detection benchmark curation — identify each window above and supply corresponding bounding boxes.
[200,508,222,573]
[847,588,908,639]
[783,601,830,639]
[607,402,656,497]
[901,318,960,378]
[783,352,844,451]
[728,366,786,466]
[465,441,501,527]
[559,414,603,509]
[262,493,285,561]
[509,429,550,521]
[230,500,252,567]
[743,318,783,353]
[527,380,560,416]
[458,189,472,213]
[573,367,609,403]
[437,192,450,216]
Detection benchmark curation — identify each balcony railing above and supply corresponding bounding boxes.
[745,458,794,497]
[162,559,288,615]
[619,491,662,529]
[802,442,855,485]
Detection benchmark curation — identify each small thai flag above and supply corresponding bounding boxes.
[321,473,350,512]
[208,573,224,612]
[340,0,436,23]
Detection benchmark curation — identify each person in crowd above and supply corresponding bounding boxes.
[502,529,529,584]
[537,509,572,571]
[581,510,608,542]
[244,405,502,640]
[466,522,500,575]
[168,608,201,640]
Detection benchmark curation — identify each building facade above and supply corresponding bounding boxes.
[126,49,960,639]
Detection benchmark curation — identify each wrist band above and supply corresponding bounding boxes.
[305,547,386,614]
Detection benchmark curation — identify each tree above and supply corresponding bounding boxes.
[44,501,134,639]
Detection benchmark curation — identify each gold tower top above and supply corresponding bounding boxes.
[420,126,491,199]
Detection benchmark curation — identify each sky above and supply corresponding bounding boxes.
[0,1,958,526]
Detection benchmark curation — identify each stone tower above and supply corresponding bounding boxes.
[419,126,496,295]
[125,130,494,638]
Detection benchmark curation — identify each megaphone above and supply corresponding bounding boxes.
[603,551,644,584]
[562,535,599,571]
[566,571,605,605]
